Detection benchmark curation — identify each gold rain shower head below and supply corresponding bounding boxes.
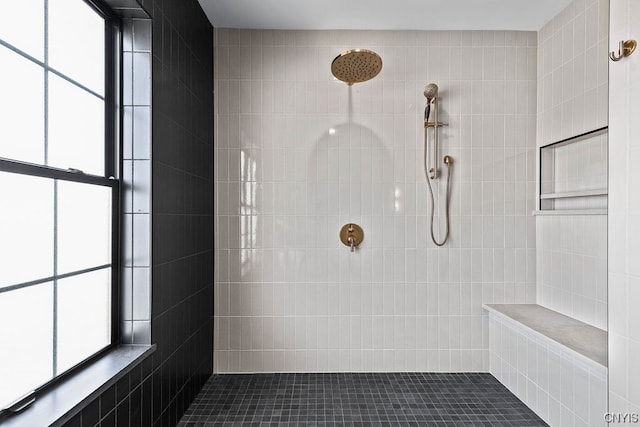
[331,49,382,86]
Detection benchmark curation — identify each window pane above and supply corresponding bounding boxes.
[0,172,53,289]
[57,269,111,374]
[0,0,44,61]
[49,0,104,96]
[0,283,53,409]
[48,73,104,175]
[57,181,111,274]
[0,46,45,165]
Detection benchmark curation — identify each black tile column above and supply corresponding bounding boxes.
[146,0,214,424]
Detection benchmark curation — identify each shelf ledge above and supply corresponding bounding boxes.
[0,345,155,427]
[533,209,607,216]
[540,189,608,199]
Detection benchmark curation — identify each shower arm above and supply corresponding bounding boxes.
[424,97,448,179]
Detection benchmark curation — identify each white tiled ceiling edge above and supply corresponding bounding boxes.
[199,0,572,31]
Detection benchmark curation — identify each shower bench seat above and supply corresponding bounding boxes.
[483,303,607,367]
[484,303,607,427]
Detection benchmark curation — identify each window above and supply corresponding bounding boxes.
[0,0,118,411]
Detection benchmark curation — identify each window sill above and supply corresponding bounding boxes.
[0,344,155,427]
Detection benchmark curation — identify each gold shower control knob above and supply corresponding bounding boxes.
[340,223,364,252]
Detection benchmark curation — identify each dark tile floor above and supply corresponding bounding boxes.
[178,373,547,426]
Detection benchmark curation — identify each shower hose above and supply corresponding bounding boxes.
[423,127,452,247]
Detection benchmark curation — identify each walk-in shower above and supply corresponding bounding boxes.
[423,83,453,246]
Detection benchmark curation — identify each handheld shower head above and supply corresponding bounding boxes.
[424,83,439,102]
[424,83,439,120]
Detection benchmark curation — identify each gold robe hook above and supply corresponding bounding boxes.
[610,40,637,62]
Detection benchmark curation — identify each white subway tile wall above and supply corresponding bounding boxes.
[214,29,537,373]
[609,0,640,416]
[536,215,608,329]
[537,0,609,146]
[489,314,607,426]
[535,0,609,330]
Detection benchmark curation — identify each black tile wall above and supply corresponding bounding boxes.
[61,0,214,426]
[147,0,214,420]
